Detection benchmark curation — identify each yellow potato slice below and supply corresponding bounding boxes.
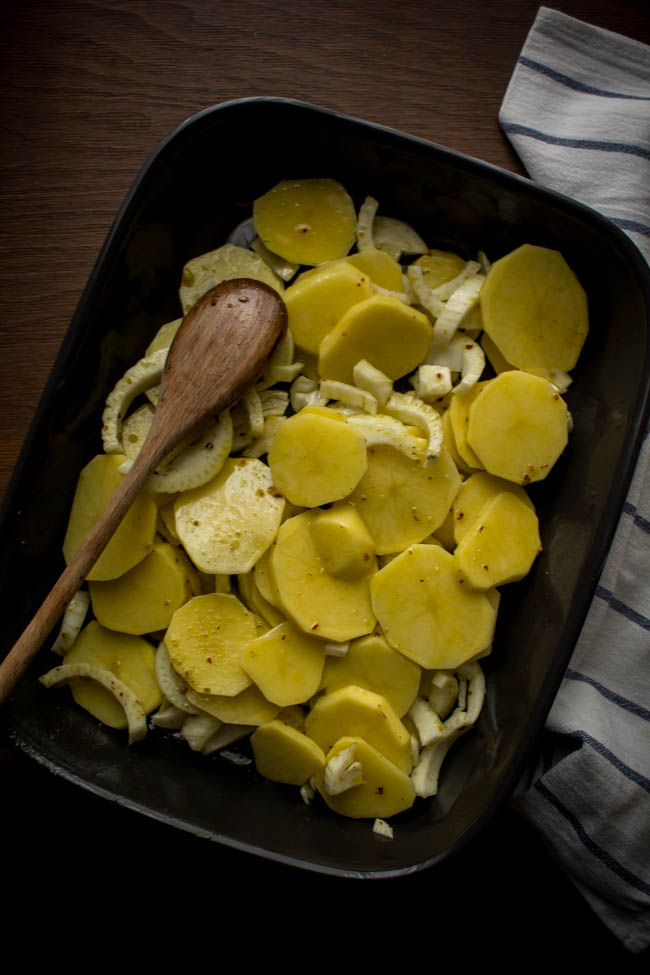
[238,569,285,627]
[455,491,542,589]
[89,540,199,635]
[343,249,404,291]
[305,684,413,773]
[347,444,461,555]
[267,407,367,508]
[411,249,467,289]
[313,736,416,819]
[145,318,182,355]
[447,382,488,470]
[185,683,280,725]
[309,503,376,580]
[251,719,326,786]
[174,457,284,573]
[480,243,588,375]
[370,544,497,669]
[242,620,326,706]
[253,178,357,265]
[466,371,569,485]
[270,511,377,642]
[165,592,267,697]
[62,453,158,582]
[284,261,374,355]
[179,242,283,314]
[318,295,433,385]
[452,471,534,545]
[323,633,421,718]
[60,620,161,730]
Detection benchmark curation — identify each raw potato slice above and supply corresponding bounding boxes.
[370,544,498,668]
[60,620,161,730]
[253,178,357,265]
[447,382,488,470]
[455,491,542,589]
[238,569,285,627]
[270,511,377,642]
[466,371,569,485]
[242,620,326,706]
[347,444,461,555]
[480,243,588,375]
[185,683,280,725]
[343,249,404,291]
[309,503,376,580]
[411,249,467,290]
[165,592,267,697]
[268,407,367,508]
[318,295,432,386]
[323,633,421,718]
[284,261,374,355]
[313,736,416,819]
[179,242,283,314]
[305,684,413,774]
[174,457,284,573]
[89,540,199,635]
[62,453,158,581]
[145,318,182,355]
[452,471,534,545]
[251,719,326,785]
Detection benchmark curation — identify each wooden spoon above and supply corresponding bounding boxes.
[0,277,287,704]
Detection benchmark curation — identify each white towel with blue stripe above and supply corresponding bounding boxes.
[500,7,650,954]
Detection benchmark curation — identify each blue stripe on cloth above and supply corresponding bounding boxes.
[566,668,650,723]
[612,218,650,239]
[623,500,650,532]
[501,123,650,162]
[518,55,650,101]
[565,727,650,792]
[534,778,650,896]
[596,584,650,632]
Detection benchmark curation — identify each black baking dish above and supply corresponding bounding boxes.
[2,97,649,877]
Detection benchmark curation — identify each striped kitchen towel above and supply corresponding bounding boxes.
[500,7,650,954]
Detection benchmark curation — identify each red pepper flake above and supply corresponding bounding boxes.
[311,622,320,631]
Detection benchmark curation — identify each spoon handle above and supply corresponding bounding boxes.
[0,431,169,704]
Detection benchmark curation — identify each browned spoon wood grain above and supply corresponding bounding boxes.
[0,277,287,704]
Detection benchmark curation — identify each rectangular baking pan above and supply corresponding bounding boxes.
[2,97,649,877]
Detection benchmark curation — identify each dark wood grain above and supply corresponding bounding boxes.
[1,0,649,956]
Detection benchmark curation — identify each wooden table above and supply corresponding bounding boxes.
[1,0,648,958]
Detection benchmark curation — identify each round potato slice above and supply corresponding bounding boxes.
[466,371,569,485]
[347,444,461,555]
[242,620,326,707]
[455,491,542,589]
[253,178,357,265]
[313,735,416,819]
[480,243,588,375]
[174,457,284,573]
[270,511,377,643]
[452,471,534,545]
[165,593,267,697]
[370,544,497,669]
[251,719,326,786]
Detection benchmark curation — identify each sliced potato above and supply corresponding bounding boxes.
[466,371,569,484]
[480,243,588,376]
[313,736,416,819]
[174,457,284,573]
[318,295,432,386]
[343,249,404,291]
[185,682,280,725]
[270,511,377,642]
[305,684,413,774]
[251,719,326,785]
[89,540,199,635]
[62,454,157,582]
[165,592,267,697]
[242,620,326,706]
[309,503,376,580]
[284,261,374,355]
[60,620,161,729]
[347,444,461,555]
[268,407,367,508]
[410,249,466,290]
[452,471,534,545]
[370,544,497,669]
[455,491,542,589]
[323,633,421,718]
[447,381,487,470]
[253,178,357,265]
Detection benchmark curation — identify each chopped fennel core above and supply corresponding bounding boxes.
[352,359,394,407]
[324,743,364,795]
[373,818,394,839]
